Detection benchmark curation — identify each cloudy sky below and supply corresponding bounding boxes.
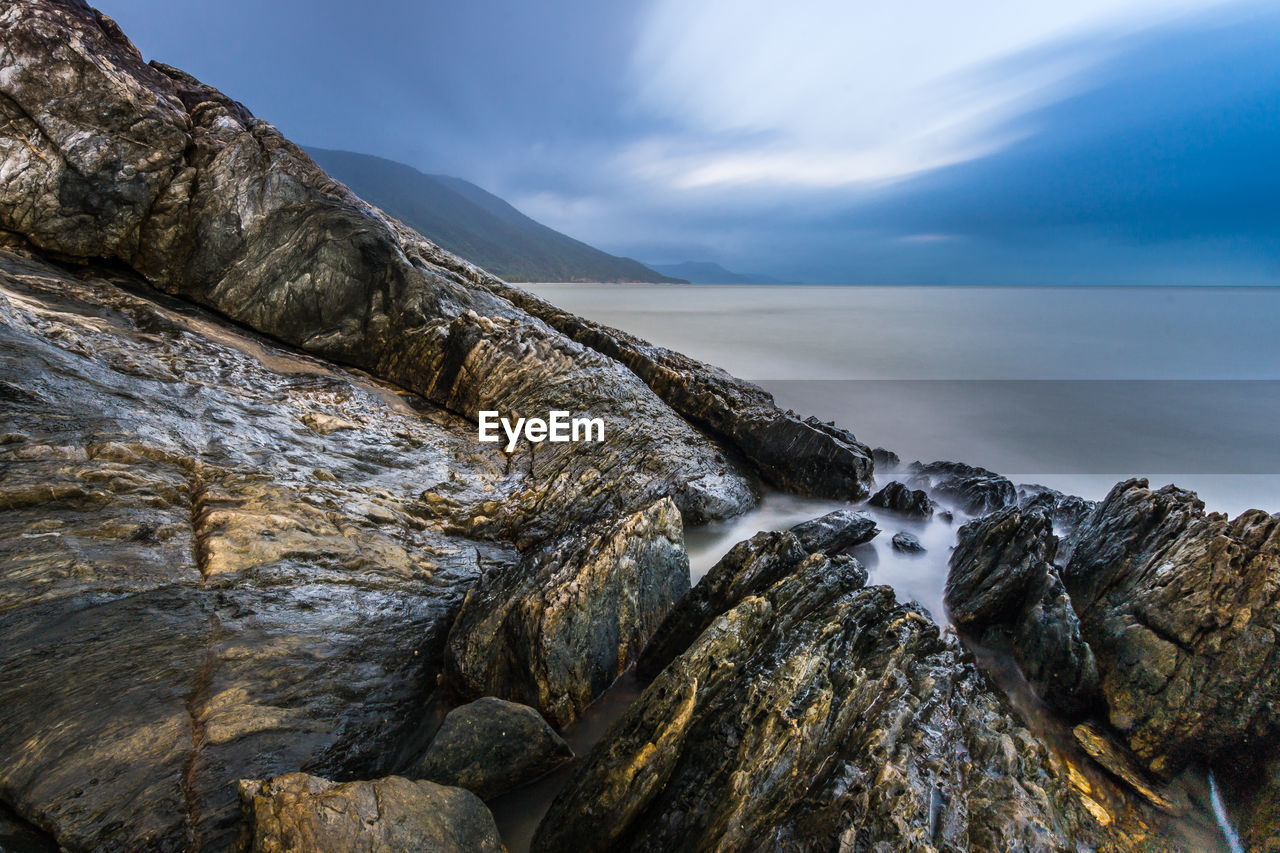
[101,0,1280,283]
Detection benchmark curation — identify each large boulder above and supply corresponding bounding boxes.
[444,497,689,727]
[947,507,1099,716]
[402,697,572,800]
[235,773,502,852]
[535,545,1162,851]
[1065,478,1280,777]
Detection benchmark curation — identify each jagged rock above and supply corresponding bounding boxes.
[402,697,571,800]
[535,544,1161,851]
[947,507,1099,715]
[235,773,502,853]
[909,460,1016,516]
[939,509,954,523]
[869,480,934,517]
[786,507,878,553]
[445,498,688,727]
[1018,483,1096,547]
[872,446,900,470]
[0,253,520,851]
[892,530,925,553]
[0,0,757,542]
[1065,478,1280,777]
[636,511,872,680]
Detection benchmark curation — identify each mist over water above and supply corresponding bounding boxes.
[526,283,1280,517]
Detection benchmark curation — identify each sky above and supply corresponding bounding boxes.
[98,0,1280,284]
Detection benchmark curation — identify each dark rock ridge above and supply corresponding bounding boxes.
[869,480,934,517]
[401,697,572,800]
[535,534,1168,852]
[636,510,874,681]
[235,773,503,852]
[0,0,874,533]
[1064,478,1280,778]
[445,497,688,728]
[908,460,1016,516]
[947,507,1099,716]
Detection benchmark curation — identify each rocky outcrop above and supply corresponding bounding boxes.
[908,460,1016,516]
[444,498,688,727]
[636,509,874,680]
[402,697,572,800]
[0,0,758,543]
[235,773,503,852]
[0,251,525,851]
[869,480,934,517]
[786,507,878,553]
[535,540,1164,852]
[1064,478,1280,777]
[947,507,1099,716]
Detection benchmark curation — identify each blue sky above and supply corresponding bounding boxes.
[100,0,1280,283]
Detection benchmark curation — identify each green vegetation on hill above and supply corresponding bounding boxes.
[307,148,683,283]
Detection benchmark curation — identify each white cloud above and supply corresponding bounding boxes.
[626,0,1228,190]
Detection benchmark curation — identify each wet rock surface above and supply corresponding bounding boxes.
[1,2,1276,851]
[947,507,1099,716]
[445,498,689,727]
[235,773,503,853]
[909,460,1017,516]
[1065,478,1280,777]
[1018,483,1096,536]
[636,509,873,680]
[892,530,926,553]
[869,480,934,517]
[403,697,572,800]
[536,537,1165,852]
[786,507,878,553]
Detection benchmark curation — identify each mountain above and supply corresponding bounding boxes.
[307,148,682,283]
[647,261,789,284]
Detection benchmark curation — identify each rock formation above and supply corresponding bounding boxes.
[947,507,1099,716]
[869,480,934,517]
[536,535,1168,852]
[636,509,874,680]
[908,460,1016,516]
[444,498,689,727]
[1064,479,1280,777]
[235,773,503,853]
[402,697,573,800]
[892,530,926,552]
